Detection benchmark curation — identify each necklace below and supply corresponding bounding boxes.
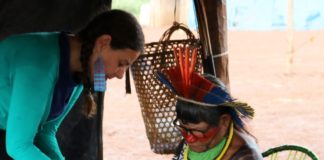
[183,122,234,160]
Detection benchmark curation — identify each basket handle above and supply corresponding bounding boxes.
[159,22,196,42]
[157,22,199,69]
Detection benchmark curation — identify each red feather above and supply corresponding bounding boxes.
[164,46,213,100]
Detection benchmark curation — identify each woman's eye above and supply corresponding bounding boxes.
[118,60,129,67]
[118,63,126,67]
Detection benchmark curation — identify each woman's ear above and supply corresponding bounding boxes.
[219,114,231,129]
[94,34,112,50]
[90,34,111,64]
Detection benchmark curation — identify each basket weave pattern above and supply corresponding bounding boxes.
[131,24,203,154]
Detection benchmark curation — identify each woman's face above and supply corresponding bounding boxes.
[101,47,139,79]
[90,35,140,80]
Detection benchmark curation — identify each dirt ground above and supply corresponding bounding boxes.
[103,29,324,159]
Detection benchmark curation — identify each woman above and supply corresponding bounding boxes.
[0,9,144,160]
[156,47,262,160]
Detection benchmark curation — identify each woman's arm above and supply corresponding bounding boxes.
[34,85,83,160]
[6,61,56,160]
[34,125,64,160]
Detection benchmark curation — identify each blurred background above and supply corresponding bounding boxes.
[103,0,324,159]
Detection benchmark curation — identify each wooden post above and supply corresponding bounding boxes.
[193,0,229,88]
[286,0,294,75]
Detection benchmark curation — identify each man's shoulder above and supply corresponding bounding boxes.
[230,145,263,160]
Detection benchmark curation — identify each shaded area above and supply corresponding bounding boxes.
[57,92,105,160]
[0,0,111,40]
[0,1,111,160]
[56,92,98,160]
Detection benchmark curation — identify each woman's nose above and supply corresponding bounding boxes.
[115,68,127,79]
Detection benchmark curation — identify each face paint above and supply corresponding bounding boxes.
[94,57,106,92]
[173,118,220,143]
[180,126,220,143]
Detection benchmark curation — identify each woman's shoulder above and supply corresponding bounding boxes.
[1,32,61,67]
[1,32,60,53]
[0,32,62,83]
[1,32,59,46]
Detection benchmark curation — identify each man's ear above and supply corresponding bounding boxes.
[219,114,231,129]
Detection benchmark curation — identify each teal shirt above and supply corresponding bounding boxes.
[0,33,83,160]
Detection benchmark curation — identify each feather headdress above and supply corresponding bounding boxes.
[156,46,254,128]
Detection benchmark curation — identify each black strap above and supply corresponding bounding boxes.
[96,92,105,160]
[125,68,131,94]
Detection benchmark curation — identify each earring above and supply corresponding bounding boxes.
[94,57,106,92]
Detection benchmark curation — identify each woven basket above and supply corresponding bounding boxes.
[131,23,203,154]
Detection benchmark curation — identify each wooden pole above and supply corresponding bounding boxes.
[193,0,229,87]
[286,0,294,75]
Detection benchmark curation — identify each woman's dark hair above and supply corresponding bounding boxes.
[76,9,145,117]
